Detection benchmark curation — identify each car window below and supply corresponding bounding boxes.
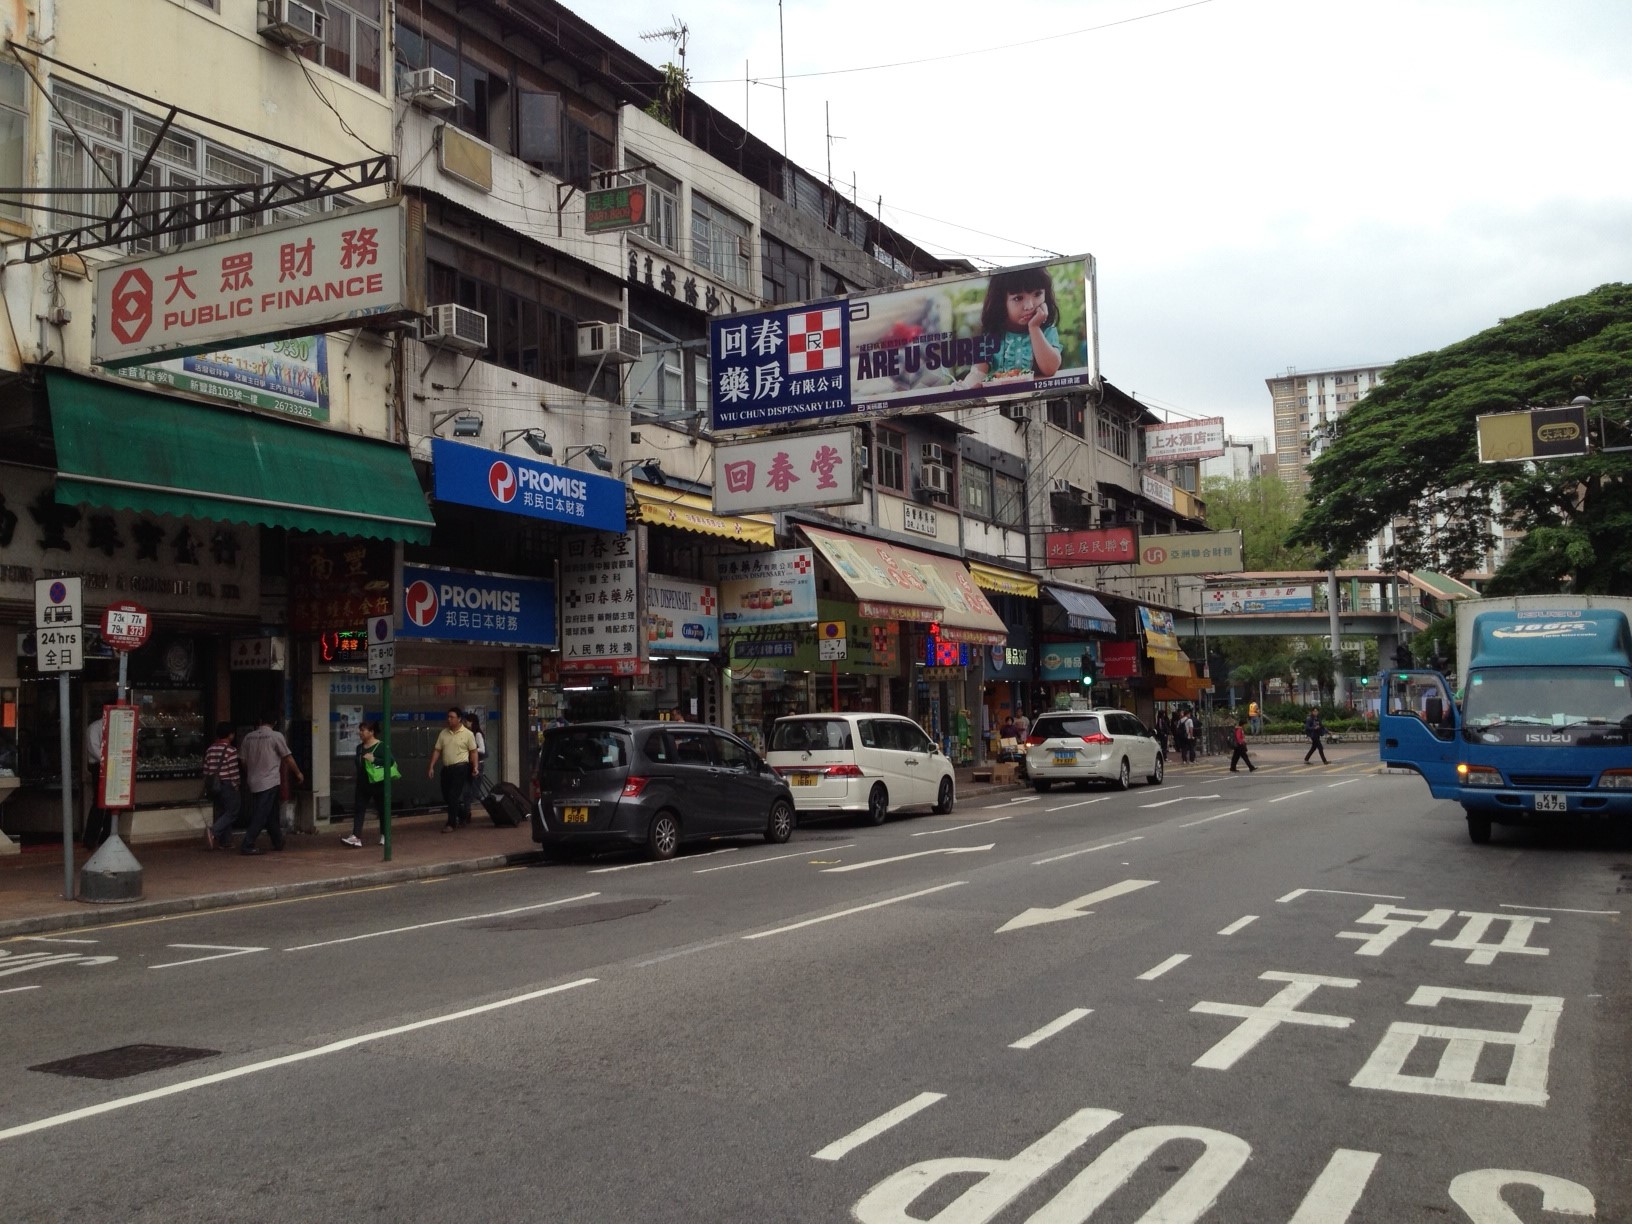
[857,719,880,749]
[1108,713,1137,737]
[539,729,628,772]
[644,731,675,764]
[670,729,717,766]
[899,721,934,753]
[1038,716,1101,739]
[713,733,755,771]
[770,718,853,752]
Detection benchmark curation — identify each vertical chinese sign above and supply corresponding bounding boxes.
[560,530,645,675]
[709,301,852,432]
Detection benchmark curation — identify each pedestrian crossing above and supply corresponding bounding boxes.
[1175,759,1381,777]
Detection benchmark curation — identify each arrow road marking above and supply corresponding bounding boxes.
[1032,836,1143,866]
[1142,794,1220,808]
[812,1092,945,1162]
[150,944,267,971]
[822,844,994,873]
[997,878,1158,933]
[1010,1008,1093,1050]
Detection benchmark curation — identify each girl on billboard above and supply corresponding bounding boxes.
[958,266,1063,389]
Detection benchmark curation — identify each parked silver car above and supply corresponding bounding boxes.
[1024,709,1164,791]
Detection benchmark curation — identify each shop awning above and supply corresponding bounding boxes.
[969,561,1039,600]
[1044,585,1116,634]
[631,482,775,546]
[800,525,1009,645]
[47,371,433,543]
[1153,673,1213,702]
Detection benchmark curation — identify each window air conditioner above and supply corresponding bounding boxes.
[260,0,328,48]
[1049,478,1071,494]
[1000,402,1028,422]
[577,322,644,364]
[858,446,870,475]
[920,443,944,464]
[1100,495,1119,513]
[399,67,459,112]
[919,464,951,496]
[425,303,488,354]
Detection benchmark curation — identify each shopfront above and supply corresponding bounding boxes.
[968,562,1040,760]
[718,547,821,750]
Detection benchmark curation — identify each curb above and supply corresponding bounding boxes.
[0,849,546,939]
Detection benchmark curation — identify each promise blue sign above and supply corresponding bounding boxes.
[400,564,557,648]
[709,301,851,431]
[431,438,625,531]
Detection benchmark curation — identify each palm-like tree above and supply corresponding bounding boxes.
[1229,658,1288,717]
[1292,647,1337,704]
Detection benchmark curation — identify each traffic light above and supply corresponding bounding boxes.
[1080,656,1096,688]
[1393,643,1413,669]
[1358,674,1372,688]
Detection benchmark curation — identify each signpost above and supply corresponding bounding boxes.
[36,578,82,901]
[818,621,847,708]
[367,613,396,861]
[81,598,149,902]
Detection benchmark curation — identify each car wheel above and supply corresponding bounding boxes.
[866,783,889,825]
[1114,758,1131,791]
[647,810,680,860]
[1466,814,1492,845]
[933,776,955,815]
[1147,753,1165,785]
[1032,778,1052,793]
[766,798,794,844]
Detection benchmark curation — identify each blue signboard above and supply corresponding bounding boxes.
[710,300,851,431]
[431,438,626,531]
[400,564,557,647]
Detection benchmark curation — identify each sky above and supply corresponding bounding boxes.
[572,0,1632,444]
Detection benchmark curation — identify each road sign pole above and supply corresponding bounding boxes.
[831,660,838,711]
[381,677,393,863]
[58,671,73,901]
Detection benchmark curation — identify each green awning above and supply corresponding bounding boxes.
[48,371,433,544]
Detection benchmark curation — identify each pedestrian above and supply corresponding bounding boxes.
[428,706,479,832]
[465,711,491,805]
[1014,711,1030,742]
[1154,710,1170,759]
[238,711,304,855]
[1303,708,1329,764]
[1248,700,1261,735]
[202,720,241,851]
[1229,717,1257,772]
[1000,714,1017,741]
[1169,709,1188,765]
[1181,708,1198,763]
[82,713,111,851]
[343,720,395,847]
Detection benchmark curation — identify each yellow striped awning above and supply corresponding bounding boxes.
[631,483,775,546]
[967,561,1039,600]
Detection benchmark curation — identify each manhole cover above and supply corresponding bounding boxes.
[30,1044,220,1080]
[476,898,666,931]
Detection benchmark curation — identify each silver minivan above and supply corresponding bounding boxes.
[1024,709,1165,791]
[767,713,956,824]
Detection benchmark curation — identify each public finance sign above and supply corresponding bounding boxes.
[94,199,420,367]
[399,564,557,648]
[1202,585,1315,615]
[712,428,863,515]
[1144,417,1226,463]
[718,550,818,627]
[646,574,719,654]
[430,438,626,531]
[1136,529,1244,577]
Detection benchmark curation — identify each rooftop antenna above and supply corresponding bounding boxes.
[640,17,690,131]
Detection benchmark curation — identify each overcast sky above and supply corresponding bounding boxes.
[573,0,1632,444]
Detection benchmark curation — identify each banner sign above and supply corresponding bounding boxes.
[710,301,851,431]
[584,184,647,233]
[1140,472,1176,508]
[559,530,643,674]
[399,564,557,648]
[1044,527,1137,567]
[713,427,864,514]
[1476,403,1591,462]
[1202,585,1315,615]
[94,199,418,367]
[1100,640,1140,679]
[718,549,818,627]
[117,334,332,421]
[646,574,719,654]
[1039,642,1096,682]
[431,438,626,531]
[1144,417,1226,463]
[1136,530,1244,576]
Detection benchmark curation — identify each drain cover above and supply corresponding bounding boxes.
[30,1044,220,1080]
[476,898,666,931]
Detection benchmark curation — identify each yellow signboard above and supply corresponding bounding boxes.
[818,620,847,640]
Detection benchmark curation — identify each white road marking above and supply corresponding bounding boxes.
[590,848,738,873]
[821,844,993,873]
[1325,779,1360,789]
[911,817,1011,837]
[997,879,1159,933]
[1044,797,1114,812]
[1501,903,1620,915]
[693,845,855,872]
[0,978,596,1144]
[1032,836,1143,866]
[1193,972,1359,1070]
[1179,807,1249,828]
[21,937,99,944]
[1137,954,1190,981]
[1288,1149,1381,1223]
[1279,888,1406,904]
[1010,1008,1093,1050]
[1141,794,1220,808]
[1217,915,1258,936]
[1006,796,1039,805]
[743,882,967,941]
[150,944,266,970]
[284,893,601,951]
[811,1091,945,1162]
[635,941,729,967]
[0,985,41,995]
[1268,789,1315,804]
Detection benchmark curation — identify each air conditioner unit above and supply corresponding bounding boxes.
[919,463,951,496]
[260,0,328,48]
[399,67,459,112]
[858,446,871,474]
[921,443,945,465]
[1000,402,1028,422]
[1100,495,1119,513]
[577,321,644,364]
[1049,478,1071,494]
[424,303,488,354]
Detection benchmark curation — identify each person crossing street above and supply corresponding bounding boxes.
[1303,708,1330,764]
[1229,717,1257,772]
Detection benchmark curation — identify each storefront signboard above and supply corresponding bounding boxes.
[558,531,642,674]
[1039,642,1097,682]
[1202,585,1315,615]
[430,438,626,531]
[1140,472,1177,508]
[1143,417,1226,463]
[1101,640,1141,679]
[1135,530,1244,576]
[712,428,863,515]
[709,301,851,431]
[230,635,287,671]
[646,574,719,655]
[902,504,938,536]
[718,549,817,627]
[1044,527,1136,567]
[400,564,558,648]
[117,334,332,421]
[288,537,392,633]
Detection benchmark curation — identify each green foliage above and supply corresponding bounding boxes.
[1291,646,1337,702]
[1292,283,1632,594]
[1202,475,1321,571]
[644,63,690,131]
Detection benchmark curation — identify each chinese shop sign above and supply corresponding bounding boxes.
[559,530,644,675]
[712,428,863,515]
[1044,527,1137,568]
[709,301,851,431]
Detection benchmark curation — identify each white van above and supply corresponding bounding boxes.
[767,713,956,824]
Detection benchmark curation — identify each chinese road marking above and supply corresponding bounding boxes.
[1432,912,1551,965]
[1138,954,1191,981]
[1217,915,1258,936]
[811,1092,945,1162]
[1010,1009,1093,1050]
[1288,1149,1381,1224]
[742,882,967,940]
[1192,971,1359,1070]
[1337,904,1457,956]
[1448,1169,1595,1222]
[0,950,117,977]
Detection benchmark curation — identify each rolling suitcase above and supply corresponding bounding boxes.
[483,780,531,828]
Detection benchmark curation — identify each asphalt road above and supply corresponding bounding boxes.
[3,760,1628,1222]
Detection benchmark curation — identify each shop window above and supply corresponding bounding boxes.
[300,0,383,92]
[761,234,811,303]
[874,427,906,492]
[691,193,751,290]
[961,461,993,519]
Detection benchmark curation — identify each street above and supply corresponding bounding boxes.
[2,757,1628,1223]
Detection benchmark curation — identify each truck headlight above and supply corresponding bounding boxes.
[1598,770,1632,790]
[1458,763,1504,787]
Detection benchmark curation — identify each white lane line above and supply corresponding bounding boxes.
[1044,797,1114,812]
[1501,904,1621,916]
[0,978,596,1144]
[1179,807,1249,828]
[1267,789,1315,804]
[1278,888,1406,904]
[1010,1008,1093,1050]
[743,882,967,941]
[1032,836,1142,866]
[21,937,100,944]
[285,893,601,951]
[821,845,993,873]
[912,817,1011,837]
[1217,915,1259,936]
[1142,794,1220,808]
[0,985,41,995]
[1006,796,1039,806]
[150,944,266,971]
[591,848,738,874]
[1288,1149,1381,1224]
[694,845,855,872]
[1138,954,1190,981]
[635,941,730,967]
[812,1092,945,1161]
[1326,779,1360,789]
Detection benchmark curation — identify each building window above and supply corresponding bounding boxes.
[761,234,812,304]
[874,427,905,492]
[300,0,383,92]
[994,471,1025,527]
[961,461,993,519]
[629,162,680,252]
[1096,412,1132,462]
[0,62,28,222]
[1047,397,1085,437]
[822,268,849,298]
[691,193,751,290]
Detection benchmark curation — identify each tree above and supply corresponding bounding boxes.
[1202,474,1323,571]
[1291,283,1632,594]
[1229,657,1286,714]
[1292,645,1337,704]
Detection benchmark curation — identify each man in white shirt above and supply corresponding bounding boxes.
[237,711,304,855]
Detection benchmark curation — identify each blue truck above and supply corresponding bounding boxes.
[1379,595,1632,843]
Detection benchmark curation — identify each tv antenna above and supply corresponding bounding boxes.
[640,16,690,73]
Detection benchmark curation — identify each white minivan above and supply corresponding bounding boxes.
[767,713,956,824]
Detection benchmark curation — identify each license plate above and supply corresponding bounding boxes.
[561,806,590,823]
[790,773,820,787]
[1052,752,1076,765]
[1534,793,1568,813]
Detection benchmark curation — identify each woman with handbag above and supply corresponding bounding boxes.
[343,721,396,847]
